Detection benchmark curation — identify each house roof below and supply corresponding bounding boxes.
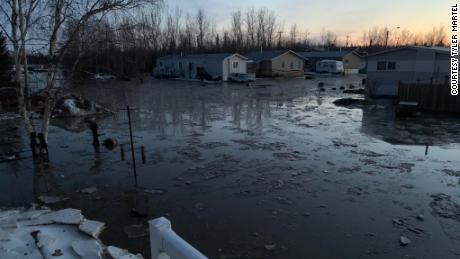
[245,50,306,62]
[156,53,247,61]
[298,50,358,59]
[365,46,450,58]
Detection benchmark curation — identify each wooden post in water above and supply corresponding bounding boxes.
[120,144,125,160]
[127,106,138,184]
[89,122,100,146]
[141,145,146,164]
[30,132,37,159]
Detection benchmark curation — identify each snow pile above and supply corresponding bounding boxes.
[0,206,144,259]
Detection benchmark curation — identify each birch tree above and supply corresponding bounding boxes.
[1,0,158,144]
[0,0,43,133]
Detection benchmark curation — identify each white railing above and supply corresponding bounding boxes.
[149,217,208,259]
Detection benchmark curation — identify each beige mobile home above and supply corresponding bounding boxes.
[246,50,306,78]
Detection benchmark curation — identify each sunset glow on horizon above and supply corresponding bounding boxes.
[167,0,448,45]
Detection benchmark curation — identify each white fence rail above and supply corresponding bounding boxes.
[149,217,208,259]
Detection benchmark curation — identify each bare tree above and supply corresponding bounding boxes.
[425,25,447,46]
[320,28,337,48]
[256,8,267,49]
[0,0,43,133]
[196,8,208,50]
[231,10,243,50]
[289,24,298,47]
[265,10,276,48]
[164,7,181,52]
[245,7,256,49]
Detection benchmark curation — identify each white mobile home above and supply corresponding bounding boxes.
[316,60,344,73]
[154,53,249,81]
[366,46,451,96]
[299,50,364,74]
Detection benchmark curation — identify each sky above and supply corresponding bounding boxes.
[166,0,448,44]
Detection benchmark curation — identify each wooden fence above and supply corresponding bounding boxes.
[398,82,460,114]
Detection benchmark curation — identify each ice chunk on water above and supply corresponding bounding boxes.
[71,239,103,258]
[39,208,83,225]
[79,219,105,238]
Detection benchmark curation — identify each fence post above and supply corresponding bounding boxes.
[149,217,208,259]
[126,106,138,185]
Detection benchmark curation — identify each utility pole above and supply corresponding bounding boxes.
[386,26,400,47]
[346,35,350,48]
[278,31,282,48]
[385,30,389,47]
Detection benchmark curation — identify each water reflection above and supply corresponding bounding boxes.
[361,103,460,146]
[33,159,63,203]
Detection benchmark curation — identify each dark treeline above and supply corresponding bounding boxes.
[54,4,448,79]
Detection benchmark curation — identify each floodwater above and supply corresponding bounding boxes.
[1,75,460,259]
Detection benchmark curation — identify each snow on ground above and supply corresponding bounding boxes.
[0,206,143,259]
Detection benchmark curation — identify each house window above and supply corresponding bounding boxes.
[377,61,387,70]
[344,59,349,64]
[290,62,294,69]
[282,62,285,68]
[159,62,163,67]
[233,62,239,69]
[387,62,396,70]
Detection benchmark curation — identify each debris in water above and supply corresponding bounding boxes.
[430,193,460,221]
[399,236,411,246]
[392,218,403,226]
[104,138,118,150]
[130,209,148,218]
[123,224,148,239]
[81,186,97,194]
[333,98,368,107]
[38,195,69,204]
[416,214,425,221]
[264,242,277,251]
[144,189,167,195]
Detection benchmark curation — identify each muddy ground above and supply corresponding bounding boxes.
[1,75,460,258]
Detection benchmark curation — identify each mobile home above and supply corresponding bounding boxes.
[154,53,249,81]
[245,50,306,78]
[316,60,344,73]
[366,46,451,96]
[299,50,364,74]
